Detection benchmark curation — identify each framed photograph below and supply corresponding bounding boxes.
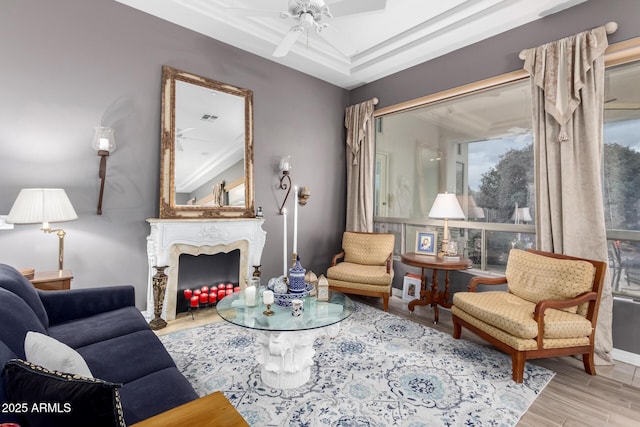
[402,274,421,301]
[415,231,437,255]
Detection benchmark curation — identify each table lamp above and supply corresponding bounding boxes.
[428,193,465,256]
[6,188,78,271]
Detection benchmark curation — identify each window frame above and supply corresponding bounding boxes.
[373,36,640,276]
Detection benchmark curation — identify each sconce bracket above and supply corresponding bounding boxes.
[97,150,110,215]
[278,172,292,214]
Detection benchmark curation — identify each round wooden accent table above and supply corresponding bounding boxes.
[400,253,472,324]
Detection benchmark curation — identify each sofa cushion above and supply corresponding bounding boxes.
[0,264,48,328]
[342,232,394,266]
[76,330,178,385]
[453,291,593,339]
[118,367,199,425]
[47,306,151,349]
[2,359,125,427]
[505,249,595,313]
[0,341,18,423]
[327,262,393,286]
[0,288,47,358]
[25,332,92,378]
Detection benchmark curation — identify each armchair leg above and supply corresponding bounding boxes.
[512,352,525,383]
[382,294,389,312]
[582,352,596,376]
[452,318,462,339]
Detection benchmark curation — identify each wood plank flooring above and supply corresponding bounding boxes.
[157,294,640,426]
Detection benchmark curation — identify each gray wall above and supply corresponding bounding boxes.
[0,0,349,308]
[352,0,640,356]
[351,0,640,108]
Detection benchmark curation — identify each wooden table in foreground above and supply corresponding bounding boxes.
[29,269,73,290]
[401,253,472,324]
[130,391,248,427]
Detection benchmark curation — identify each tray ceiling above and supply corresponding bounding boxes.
[115,0,588,89]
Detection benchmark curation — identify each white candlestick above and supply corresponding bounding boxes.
[156,251,168,266]
[283,208,287,277]
[263,290,274,305]
[293,185,298,255]
[245,286,256,307]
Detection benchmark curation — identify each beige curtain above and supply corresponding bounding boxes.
[523,26,613,364]
[345,99,376,232]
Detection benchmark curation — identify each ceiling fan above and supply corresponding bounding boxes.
[228,0,387,57]
[175,128,210,151]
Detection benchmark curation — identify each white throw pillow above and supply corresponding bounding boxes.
[24,331,93,378]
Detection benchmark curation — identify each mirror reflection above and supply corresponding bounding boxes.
[174,80,245,207]
[159,66,254,218]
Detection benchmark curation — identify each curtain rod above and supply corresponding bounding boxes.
[518,21,618,60]
[372,97,379,105]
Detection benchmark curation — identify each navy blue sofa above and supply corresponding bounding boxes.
[0,263,198,425]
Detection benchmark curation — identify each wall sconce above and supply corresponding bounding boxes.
[6,189,78,271]
[298,186,311,206]
[92,126,116,215]
[278,155,292,214]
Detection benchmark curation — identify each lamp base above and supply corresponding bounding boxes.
[149,317,168,330]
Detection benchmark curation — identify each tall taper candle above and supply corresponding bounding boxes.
[293,185,298,255]
[283,208,287,277]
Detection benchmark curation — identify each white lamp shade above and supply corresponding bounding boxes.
[7,189,78,224]
[511,207,533,222]
[428,193,465,219]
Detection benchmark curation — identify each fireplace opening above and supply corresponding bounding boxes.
[175,249,240,315]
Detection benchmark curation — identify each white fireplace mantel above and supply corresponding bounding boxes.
[146,218,266,321]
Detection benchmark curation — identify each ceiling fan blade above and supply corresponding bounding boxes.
[273,26,304,57]
[327,0,386,18]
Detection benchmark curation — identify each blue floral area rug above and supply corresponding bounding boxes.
[160,303,554,426]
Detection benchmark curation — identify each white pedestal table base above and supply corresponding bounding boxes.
[256,323,340,389]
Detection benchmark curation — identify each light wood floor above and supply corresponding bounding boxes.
[157,295,640,426]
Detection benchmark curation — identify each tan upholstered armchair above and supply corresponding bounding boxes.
[452,249,606,383]
[326,232,395,311]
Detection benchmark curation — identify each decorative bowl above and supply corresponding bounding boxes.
[274,283,314,307]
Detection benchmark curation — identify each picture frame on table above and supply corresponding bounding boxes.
[402,274,421,301]
[415,231,437,255]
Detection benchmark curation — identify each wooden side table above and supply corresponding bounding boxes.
[400,253,472,324]
[130,391,248,427]
[29,269,73,290]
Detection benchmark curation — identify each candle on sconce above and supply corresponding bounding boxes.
[190,296,199,308]
[183,289,193,299]
[209,293,217,304]
[263,290,274,305]
[293,185,298,255]
[193,289,201,297]
[201,286,209,293]
[199,293,208,304]
[217,290,225,300]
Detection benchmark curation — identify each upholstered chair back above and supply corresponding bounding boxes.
[505,249,596,315]
[342,232,395,266]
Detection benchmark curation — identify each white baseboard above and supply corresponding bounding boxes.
[612,348,640,367]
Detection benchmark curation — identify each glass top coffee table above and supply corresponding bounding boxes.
[217,290,355,389]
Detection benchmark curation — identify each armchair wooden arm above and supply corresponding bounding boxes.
[385,253,393,274]
[331,251,345,267]
[533,291,599,349]
[468,276,507,291]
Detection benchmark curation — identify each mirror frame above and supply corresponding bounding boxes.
[159,65,255,219]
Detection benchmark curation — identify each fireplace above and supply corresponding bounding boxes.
[146,218,266,321]
[175,250,240,315]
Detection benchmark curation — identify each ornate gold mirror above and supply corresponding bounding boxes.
[159,66,254,218]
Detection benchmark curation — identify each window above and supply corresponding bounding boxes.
[374,37,640,290]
